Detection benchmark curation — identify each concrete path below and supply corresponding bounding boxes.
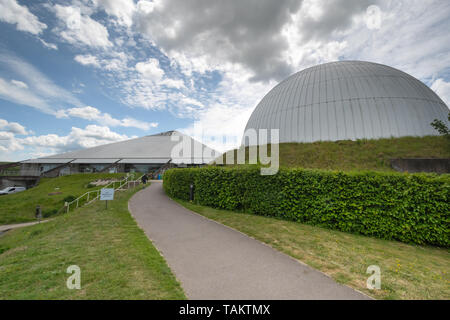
[0,220,49,233]
[129,181,370,300]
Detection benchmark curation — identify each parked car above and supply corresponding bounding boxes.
[0,186,26,195]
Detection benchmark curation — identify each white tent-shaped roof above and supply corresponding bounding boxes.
[22,131,220,165]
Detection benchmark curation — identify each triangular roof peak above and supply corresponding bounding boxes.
[22,130,220,165]
[149,130,177,136]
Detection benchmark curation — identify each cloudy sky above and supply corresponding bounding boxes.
[0,0,449,161]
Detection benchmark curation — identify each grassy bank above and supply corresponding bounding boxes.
[0,173,126,224]
[175,199,450,300]
[0,185,186,299]
[217,136,450,171]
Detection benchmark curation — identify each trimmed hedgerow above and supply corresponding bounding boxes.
[164,167,450,247]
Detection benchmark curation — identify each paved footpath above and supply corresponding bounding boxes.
[0,220,49,233]
[129,181,371,300]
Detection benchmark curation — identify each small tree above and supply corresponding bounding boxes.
[431,112,450,140]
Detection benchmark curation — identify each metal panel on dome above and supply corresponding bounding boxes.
[244,61,449,145]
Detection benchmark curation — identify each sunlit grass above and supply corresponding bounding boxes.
[218,136,450,172]
[0,186,186,300]
[0,173,126,224]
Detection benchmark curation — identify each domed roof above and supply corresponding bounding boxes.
[244,61,449,144]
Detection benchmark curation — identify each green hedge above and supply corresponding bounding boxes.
[164,167,450,247]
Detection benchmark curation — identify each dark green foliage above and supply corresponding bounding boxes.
[0,245,10,254]
[42,209,58,218]
[164,167,450,247]
[63,195,76,203]
[431,112,450,135]
[431,112,450,146]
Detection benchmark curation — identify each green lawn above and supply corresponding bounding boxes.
[175,199,450,300]
[217,136,450,171]
[0,186,186,299]
[0,173,127,224]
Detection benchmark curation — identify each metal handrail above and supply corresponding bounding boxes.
[65,173,143,213]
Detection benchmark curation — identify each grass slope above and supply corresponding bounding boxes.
[176,199,450,300]
[0,173,126,224]
[0,186,186,299]
[218,136,450,171]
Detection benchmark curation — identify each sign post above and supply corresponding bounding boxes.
[100,188,115,209]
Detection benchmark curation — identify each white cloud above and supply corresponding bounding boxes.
[180,104,254,153]
[93,0,136,27]
[431,79,450,107]
[10,79,28,89]
[160,78,185,89]
[121,77,169,110]
[135,58,164,81]
[74,54,101,67]
[0,118,29,156]
[39,38,58,50]
[52,4,112,48]
[56,106,158,130]
[15,125,135,156]
[0,0,47,35]
[136,0,302,82]
[136,0,158,14]
[74,52,129,71]
[0,130,23,153]
[181,97,204,108]
[0,54,83,113]
[176,64,273,152]
[0,118,28,135]
[339,0,450,81]
[0,77,50,113]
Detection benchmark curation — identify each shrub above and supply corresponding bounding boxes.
[42,208,58,218]
[0,245,10,254]
[63,195,77,203]
[164,167,450,247]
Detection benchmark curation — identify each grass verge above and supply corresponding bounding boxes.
[218,136,450,171]
[0,173,127,224]
[175,199,449,300]
[0,186,186,299]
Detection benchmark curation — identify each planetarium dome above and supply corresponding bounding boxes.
[244,61,449,144]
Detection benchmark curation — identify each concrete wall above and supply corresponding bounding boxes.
[0,176,39,189]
